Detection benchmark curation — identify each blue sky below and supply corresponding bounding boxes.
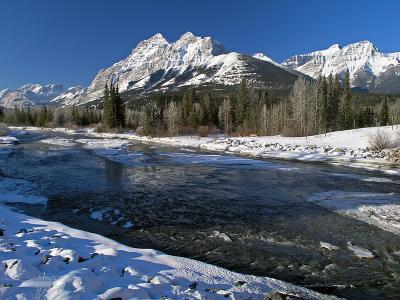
[0,0,399,89]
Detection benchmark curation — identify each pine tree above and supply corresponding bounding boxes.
[234,78,248,129]
[114,85,125,128]
[180,87,196,127]
[200,93,211,125]
[339,70,353,130]
[332,75,341,128]
[378,97,389,126]
[141,103,160,136]
[326,74,336,131]
[318,77,328,133]
[102,83,125,129]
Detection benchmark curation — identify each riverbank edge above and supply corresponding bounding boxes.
[11,125,400,176]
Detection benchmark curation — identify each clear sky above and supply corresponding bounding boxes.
[1,0,399,89]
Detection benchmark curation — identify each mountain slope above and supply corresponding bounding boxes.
[0,84,85,109]
[282,41,400,93]
[78,32,300,104]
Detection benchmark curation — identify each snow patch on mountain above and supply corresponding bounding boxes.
[282,40,400,92]
[0,84,85,109]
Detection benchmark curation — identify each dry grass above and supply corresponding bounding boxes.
[368,130,393,151]
[0,123,10,136]
[197,126,210,137]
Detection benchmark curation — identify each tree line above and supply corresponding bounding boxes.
[1,72,398,137]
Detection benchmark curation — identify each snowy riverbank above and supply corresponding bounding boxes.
[0,177,335,299]
[12,125,400,173]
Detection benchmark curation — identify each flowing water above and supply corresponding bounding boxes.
[2,130,400,299]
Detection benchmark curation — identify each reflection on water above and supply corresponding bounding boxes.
[2,131,400,299]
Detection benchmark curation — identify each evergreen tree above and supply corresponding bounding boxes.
[102,83,125,129]
[180,87,196,127]
[141,103,160,136]
[200,93,211,125]
[339,70,353,129]
[327,74,340,131]
[378,97,389,126]
[234,78,249,129]
[318,77,328,133]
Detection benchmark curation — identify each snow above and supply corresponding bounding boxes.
[10,125,400,174]
[111,126,400,175]
[80,33,263,103]
[308,191,400,235]
[346,243,375,259]
[0,177,335,300]
[320,242,340,251]
[40,137,76,147]
[210,231,232,242]
[0,84,70,109]
[0,177,48,205]
[0,136,18,144]
[282,40,400,89]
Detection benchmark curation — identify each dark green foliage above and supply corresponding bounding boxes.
[355,107,374,128]
[102,84,126,129]
[318,77,328,133]
[339,70,353,130]
[378,97,389,126]
[141,103,160,135]
[234,79,249,129]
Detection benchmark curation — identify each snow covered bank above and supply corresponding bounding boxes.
[107,126,400,174]
[308,191,400,235]
[0,178,335,300]
[10,125,400,174]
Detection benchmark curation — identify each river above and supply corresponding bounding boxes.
[1,130,400,299]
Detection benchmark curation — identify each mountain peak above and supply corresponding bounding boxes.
[133,33,168,52]
[179,31,196,40]
[328,43,341,51]
[345,40,378,53]
[253,52,274,63]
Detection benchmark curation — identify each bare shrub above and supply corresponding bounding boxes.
[368,130,392,151]
[94,123,107,133]
[197,126,210,137]
[135,126,145,136]
[395,130,400,147]
[0,123,10,136]
[281,120,300,137]
[179,126,196,135]
[208,125,220,136]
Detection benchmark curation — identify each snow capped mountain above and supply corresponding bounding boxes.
[51,86,86,107]
[7,35,400,109]
[282,41,400,93]
[253,53,278,65]
[0,84,84,109]
[80,32,298,104]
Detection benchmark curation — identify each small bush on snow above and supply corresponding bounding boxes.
[368,130,392,151]
[0,123,10,136]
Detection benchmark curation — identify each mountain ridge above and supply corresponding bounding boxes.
[1,35,400,109]
[281,40,400,93]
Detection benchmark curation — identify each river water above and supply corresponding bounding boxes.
[1,130,400,299]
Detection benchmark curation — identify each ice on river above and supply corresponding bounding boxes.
[160,152,296,170]
[308,191,400,235]
[75,138,148,164]
[40,137,77,147]
[0,136,18,144]
[0,177,47,205]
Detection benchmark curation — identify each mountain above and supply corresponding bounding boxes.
[79,32,299,104]
[282,41,400,93]
[0,84,85,109]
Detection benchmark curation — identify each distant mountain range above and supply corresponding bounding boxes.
[282,40,400,93]
[1,33,399,109]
